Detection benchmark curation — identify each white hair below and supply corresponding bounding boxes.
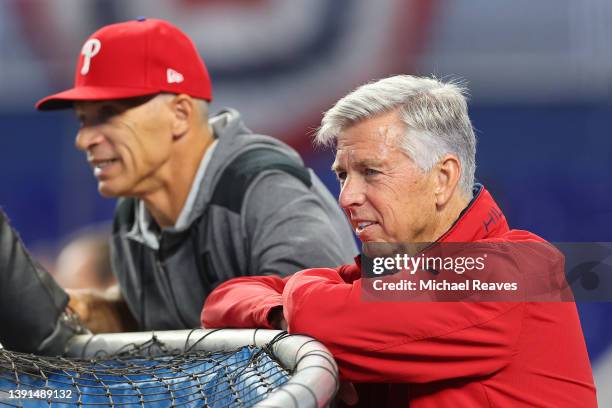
[315,75,476,196]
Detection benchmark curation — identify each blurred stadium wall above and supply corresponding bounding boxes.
[1,0,611,403]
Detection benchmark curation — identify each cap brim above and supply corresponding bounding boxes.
[36,86,161,111]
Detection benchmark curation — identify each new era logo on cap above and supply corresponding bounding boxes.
[167,68,184,84]
[35,18,212,110]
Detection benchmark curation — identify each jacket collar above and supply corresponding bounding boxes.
[437,184,509,242]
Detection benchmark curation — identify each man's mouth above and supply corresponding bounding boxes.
[355,221,377,234]
[91,158,119,177]
[94,159,118,169]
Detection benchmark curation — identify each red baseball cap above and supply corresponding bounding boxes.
[36,17,212,110]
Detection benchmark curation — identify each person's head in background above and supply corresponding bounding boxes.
[36,18,214,228]
[54,225,115,291]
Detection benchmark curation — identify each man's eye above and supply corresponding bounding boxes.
[336,172,347,183]
[99,106,118,122]
[365,168,380,176]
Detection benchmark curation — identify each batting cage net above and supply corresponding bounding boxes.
[0,329,338,408]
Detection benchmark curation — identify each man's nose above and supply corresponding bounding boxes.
[75,126,104,152]
[338,176,366,210]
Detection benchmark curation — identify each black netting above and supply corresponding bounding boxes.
[0,335,290,407]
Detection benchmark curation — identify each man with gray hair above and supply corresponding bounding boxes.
[203,75,596,406]
[35,18,357,333]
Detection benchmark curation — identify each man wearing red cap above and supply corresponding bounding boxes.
[37,18,357,331]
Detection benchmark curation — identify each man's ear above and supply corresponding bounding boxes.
[434,154,462,207]
[169,94,193,140]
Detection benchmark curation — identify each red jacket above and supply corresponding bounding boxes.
[202,187,597,407]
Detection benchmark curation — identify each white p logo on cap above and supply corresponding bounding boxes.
[80,39,101,75]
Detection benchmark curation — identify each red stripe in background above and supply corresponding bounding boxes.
[282,0,440,156]
[391,0,438,74]
[12,0,74,87]
[179,0,268,9]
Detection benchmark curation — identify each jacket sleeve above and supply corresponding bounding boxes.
[201,275,285,328]
[242,171,355,276]
[282,268,524,383]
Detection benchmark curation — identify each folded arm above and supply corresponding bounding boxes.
[283,268,523,383]
[202,275,285,328]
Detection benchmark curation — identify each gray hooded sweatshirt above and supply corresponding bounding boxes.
[111,108,357,330]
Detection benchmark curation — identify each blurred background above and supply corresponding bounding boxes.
[0,0,611,402]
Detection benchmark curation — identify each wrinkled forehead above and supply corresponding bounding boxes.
[336,111,404,149]
[333,114,406,165]
[336,127,402,151]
